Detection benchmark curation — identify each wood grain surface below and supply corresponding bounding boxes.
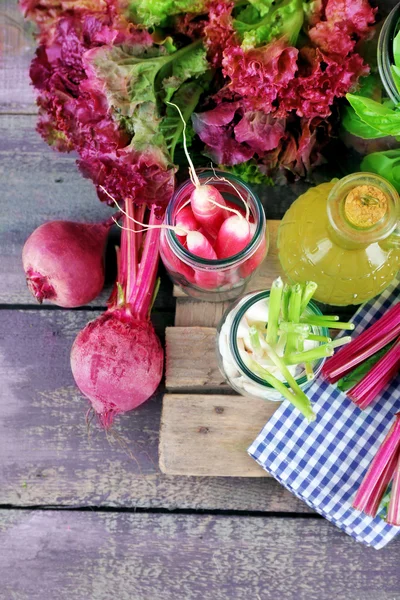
[0,510,399,600]
[0,308,309,512]
[159,394,278,476]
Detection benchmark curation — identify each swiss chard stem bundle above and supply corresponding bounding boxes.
[353,413,400,525]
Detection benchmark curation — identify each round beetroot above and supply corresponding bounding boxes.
[70,310,163,427]
[22,220,110,308]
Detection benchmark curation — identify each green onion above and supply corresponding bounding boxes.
[330,336,352,349]
[301,316,355,330]
[285,344,335,365]
[266,276,284,346]
[279,322,310,335]
[247,357,315,422]
[286,283,302,355]
[305,362,314,381]
[249,326,262,356]
[300,281,318,314]
[282,283,291,321]
[306,334,332,343]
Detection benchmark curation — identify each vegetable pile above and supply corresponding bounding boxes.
[218,277,355,422]
[20,0,376,187]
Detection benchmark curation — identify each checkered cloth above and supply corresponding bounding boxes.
[248,278,400,549]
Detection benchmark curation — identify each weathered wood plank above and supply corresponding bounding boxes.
[0,114,174,309]
[159,394,279,477]
[1,510,399,600]
[175,299,231,328]
[0,308,310,512]
[166,326,228,391]
[173,219,281,299]
[0,1,37,113]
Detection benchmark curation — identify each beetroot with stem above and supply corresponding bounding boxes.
[22,215,117,308]
[70,198,164,428]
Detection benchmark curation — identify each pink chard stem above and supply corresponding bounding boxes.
[387,452,400,526]
[353,414,400,517]
[130,205,163,320]
[348,338,400,409]
[322,303,400,383]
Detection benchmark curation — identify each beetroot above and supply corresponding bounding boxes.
[70,201,165,427]
[71,310,163,427]
[22,218,112,308]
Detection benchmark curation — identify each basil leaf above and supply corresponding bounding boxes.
[341,105,384,139]
[361,150,400,193]
[346,94,400,137]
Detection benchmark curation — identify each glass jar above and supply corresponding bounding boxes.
[216,290,328,402]
[278,174,400,306]
[160,170,268,302]
[378,2,400,104]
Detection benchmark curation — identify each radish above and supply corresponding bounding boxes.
[239,223,268,279]
[215,215,252,259]
[186,230,223,289]
[70,199,164,428]
[175,205,200,244]
[160,230,195,283]
[22,217,115,308]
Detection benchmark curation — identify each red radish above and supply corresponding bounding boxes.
[198,227,216,245]
[175,205,200,244]
[160,231,195,283]
[186,230,217,260]
[190,184,228,237]
[70,200,164,428]
[239,223,268,279]
[186,231,223,289]
[22,217,114,308]
[215,215,252,259]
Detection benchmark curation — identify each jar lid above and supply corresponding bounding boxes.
[344,184,388,229]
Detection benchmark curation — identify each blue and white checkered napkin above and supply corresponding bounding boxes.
[248,277,400,549]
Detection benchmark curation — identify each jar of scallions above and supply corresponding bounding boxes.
[216,287,330,417]
[378,2,400,103]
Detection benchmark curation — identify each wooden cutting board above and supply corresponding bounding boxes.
[159,220,283,477]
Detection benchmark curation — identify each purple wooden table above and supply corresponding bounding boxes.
[0,2,399,598]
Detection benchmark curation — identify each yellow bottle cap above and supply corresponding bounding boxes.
[344,184,388,228]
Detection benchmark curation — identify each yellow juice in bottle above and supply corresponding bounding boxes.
[278,174,400,305]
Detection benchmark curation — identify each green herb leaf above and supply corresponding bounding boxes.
[341,105,384,140]
[346,94,400,138]
[361,150,400,193]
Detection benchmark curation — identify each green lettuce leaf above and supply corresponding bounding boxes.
[221,161,274,185]
[341,106,384,139]
[87,40,208,118]
[129,0,207,27]
[160,78,208,161]
[361,150,400,193]
[233,0,304,49]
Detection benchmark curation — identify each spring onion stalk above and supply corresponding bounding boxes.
[286,283,302,355]
[323,303,400,376]
[282,283,291,322]
[303,315,340,321]
[266,277,283,346]
[353,414,400,518]
[266,344,308,397]
[387,453,400,526]
[300,281,318,315]
[249,326,262,357]
[301,317,355,330]
[285,344,334,365]
[329,336,352,349]
[323,326,400,384]
[279,322,310,335]
[305,362,314,381]
[246,357,315,422]
[306,334,332,343]
[347,338,400,409]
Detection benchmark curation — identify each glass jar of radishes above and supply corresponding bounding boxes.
[216,290,328,402]
[160,170,268,302]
